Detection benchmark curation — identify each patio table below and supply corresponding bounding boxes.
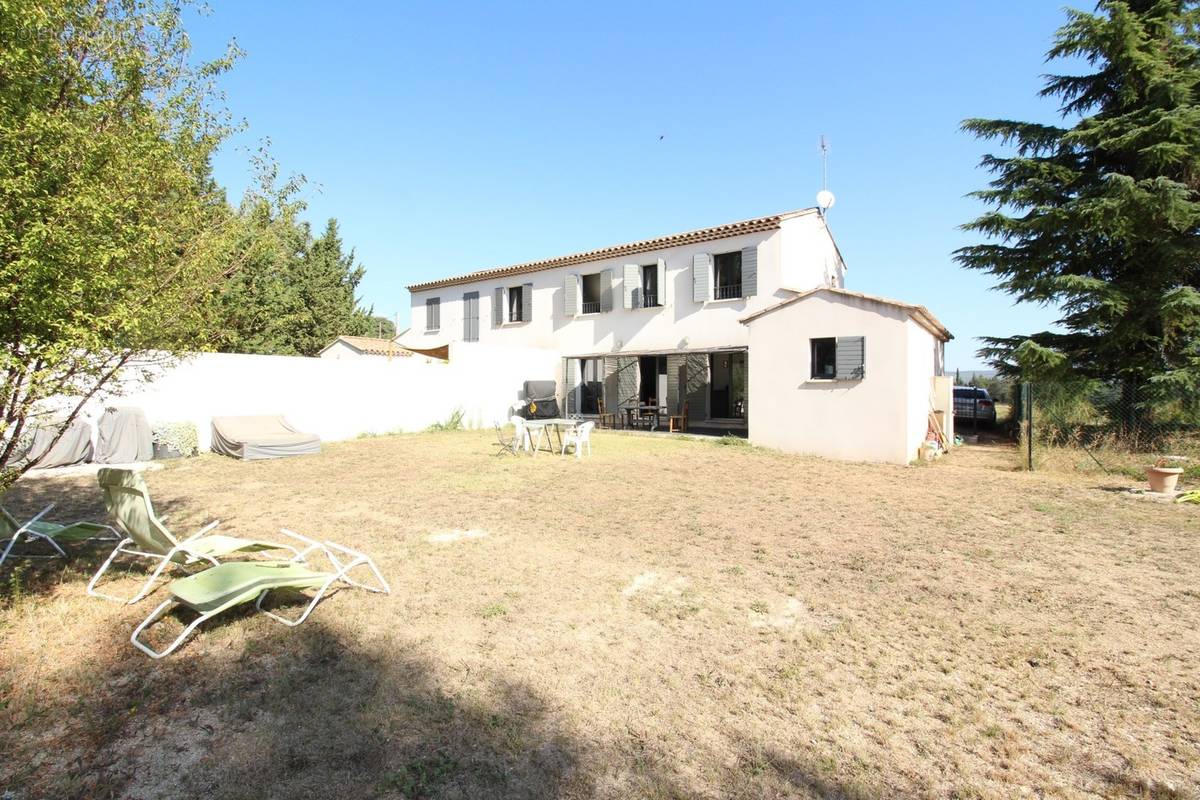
[621,405,666,431]
[523,418,580,456]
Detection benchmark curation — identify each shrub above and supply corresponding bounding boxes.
[151,422,199,457]
[426,408,465,432]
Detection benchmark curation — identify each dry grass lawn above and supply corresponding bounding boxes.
[1,431,1198,799]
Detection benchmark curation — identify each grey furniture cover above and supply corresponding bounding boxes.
[15,418,94,468]
[522,380,559,419]
[96,406,153,464]
[211,415,321,460]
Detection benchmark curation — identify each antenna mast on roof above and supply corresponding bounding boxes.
[816,135,836,215]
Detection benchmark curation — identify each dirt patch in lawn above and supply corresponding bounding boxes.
[1,430,1198,799]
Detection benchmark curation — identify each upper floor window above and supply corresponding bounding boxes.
[580,273,603,314]
[425,297,441,332]
[641,264,660,307]
[713,251,743,300]
[508,285,524,322]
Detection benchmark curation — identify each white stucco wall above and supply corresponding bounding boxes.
[403,212,844,358]
[779,213,846,291]
[68,343,560,452]
[904,318,938,460]
[745,293,942,465]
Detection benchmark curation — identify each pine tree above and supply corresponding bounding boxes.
[215,215,375,355]
[284,219,373,355]
[957,1,1200,412]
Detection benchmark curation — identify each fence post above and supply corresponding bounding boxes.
[1021,382,1034,471]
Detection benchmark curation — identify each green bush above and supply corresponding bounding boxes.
[426,408,465,432]
[152,421,199,457]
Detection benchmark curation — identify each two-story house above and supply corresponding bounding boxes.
[404,208,953,463]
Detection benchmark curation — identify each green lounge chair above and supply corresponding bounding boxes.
[87,468,300,604]
[130,529,389,658]
[1,503,119,569]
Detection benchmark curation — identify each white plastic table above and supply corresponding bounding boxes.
[523,418,580,456]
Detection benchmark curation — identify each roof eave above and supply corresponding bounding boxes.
[406,208,816,293]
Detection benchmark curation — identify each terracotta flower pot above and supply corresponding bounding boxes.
[1145,466,1183,494]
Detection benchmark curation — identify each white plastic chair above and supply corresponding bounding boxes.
[510,415,530,453]
[561,421,594,459]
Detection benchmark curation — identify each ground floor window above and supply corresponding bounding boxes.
[710,351,746,419]
[639,356,667,407]
[811,338,837,379]
[579,357,603,414]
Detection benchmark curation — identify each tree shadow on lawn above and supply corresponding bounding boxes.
[1,476,199,602]
[4,612,594,799]
[1,600,890,800]
[1,475,267,603]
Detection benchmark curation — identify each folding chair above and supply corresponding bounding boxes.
[493,423,518,456]
[130,530,389,658]
[0,504,119,569]
[87,468,299,604]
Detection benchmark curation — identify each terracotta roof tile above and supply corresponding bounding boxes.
[406,208,817,292]
[740,286,952,342]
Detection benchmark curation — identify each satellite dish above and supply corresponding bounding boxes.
[816,189,836,211]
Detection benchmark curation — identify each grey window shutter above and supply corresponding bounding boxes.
[836,336,865,380]
[493,287,504,327]
[564,274,578,317]
[565,358,578,414]
[623,263,639,309]
[656,259,666,305]
[692,253,711,303]
[741,245,758,297]
[666,353,684,413]
[463,292,479,341]
[603,356,619,412]
[616,356,638,407]
[426,298,440,331]
[684,354,709,419]
[600,269,613,313]
[521,282,533,322]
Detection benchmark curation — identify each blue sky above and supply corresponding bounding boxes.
[187,1,1076,369]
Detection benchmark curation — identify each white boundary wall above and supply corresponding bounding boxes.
[74,343,560,451]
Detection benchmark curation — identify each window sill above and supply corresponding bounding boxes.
[424,329,440,334]
[633,304,664,312]
[705,296,745,305]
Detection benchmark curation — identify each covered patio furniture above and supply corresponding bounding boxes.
[210,415,321,460]
[130,530,390,659]
[87,468,300,604]
[0,504,119,569]
[522,380,560,419]
[14,418,94,468]
[96,407,153,464]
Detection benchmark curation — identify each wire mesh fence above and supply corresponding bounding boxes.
[1013,380,1200,481]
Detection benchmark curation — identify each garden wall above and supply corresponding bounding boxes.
[73,343,560,451]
